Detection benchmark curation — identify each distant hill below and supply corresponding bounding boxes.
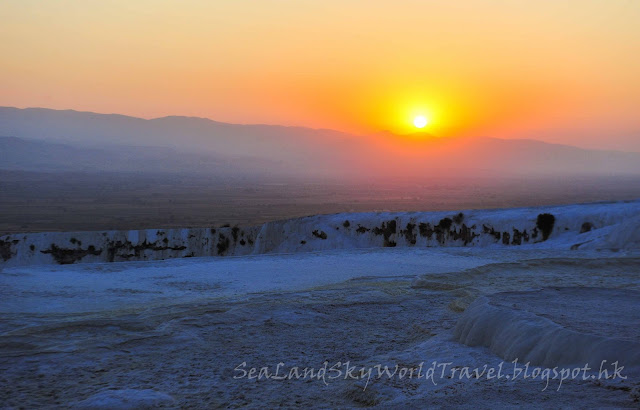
[0,136,286,178]
[1,106,639,179]
[0,107,365,165]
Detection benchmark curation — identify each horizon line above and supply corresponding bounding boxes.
[2,105,638,154]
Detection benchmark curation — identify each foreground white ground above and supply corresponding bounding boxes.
[1,247,639,408]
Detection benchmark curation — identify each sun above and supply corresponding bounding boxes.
[413,115,428,129]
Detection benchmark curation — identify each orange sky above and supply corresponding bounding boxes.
[1,0,639,150]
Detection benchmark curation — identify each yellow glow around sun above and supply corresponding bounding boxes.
[413,115,428,128]
[373,93,442,135]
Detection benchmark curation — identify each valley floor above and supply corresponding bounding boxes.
[1,248,639,407]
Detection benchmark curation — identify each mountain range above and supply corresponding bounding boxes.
[1,106,639,180]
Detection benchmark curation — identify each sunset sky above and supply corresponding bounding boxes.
[1,0,639,151]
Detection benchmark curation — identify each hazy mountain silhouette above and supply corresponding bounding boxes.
[1,106,639,179]
[0,136,289,177]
